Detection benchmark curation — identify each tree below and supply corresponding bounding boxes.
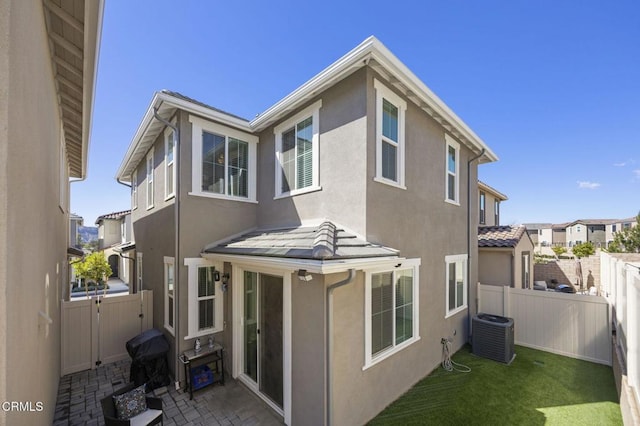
[572,241,595,259]
[73,252,112,288]
[608,213,640,253]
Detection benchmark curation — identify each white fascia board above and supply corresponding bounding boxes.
[368,42,498,163]
[200,253,404,274]
[116,91,254,181]
[250,36,377,132]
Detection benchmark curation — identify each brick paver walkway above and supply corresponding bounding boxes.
[53,359,284,426]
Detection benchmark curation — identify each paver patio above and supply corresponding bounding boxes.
[53,359,284,426]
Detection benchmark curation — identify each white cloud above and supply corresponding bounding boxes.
[614,159,636,167]
[634,170,640,178]
[577,181,601,189]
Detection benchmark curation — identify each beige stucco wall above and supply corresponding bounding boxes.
[0,1,68,424]
[479,249,513,286]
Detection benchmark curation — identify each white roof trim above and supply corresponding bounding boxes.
[200,253,404,274]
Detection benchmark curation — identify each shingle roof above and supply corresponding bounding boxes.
[478,225,528,248]
[95,210,131,224]
[160,90,250,123]
[204,221,399,260]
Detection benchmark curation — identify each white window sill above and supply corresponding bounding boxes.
[146,205,154,211]
[445,304,467,319]
[274,185,322,200]
[373,177,406,190]
[188,191,257,204]
[164,193,175,202]
[164,325,175,336]
[445,198,460,207]
[362,336,421,371]
[184,328,223,340]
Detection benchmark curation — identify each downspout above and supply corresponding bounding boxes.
[467,148,485,344]
[325,268,356,426]
[153,107,181,390]
[118,251,136,292]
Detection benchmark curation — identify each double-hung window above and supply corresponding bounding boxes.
[274,99,321,198]
[184,258,224,338]
[445,135,460,204]
[164,127,175,199]
[479,192,486,224]
[364,260,420,368]
[146,148,154,209]
[164,257,175,334]
[190,116,257,202]
[445,254,467,317]
[374,79,406,189]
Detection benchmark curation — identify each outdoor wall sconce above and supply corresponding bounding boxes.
[297,269,313,282]
[213,270,220,282]
[221,273,230,292]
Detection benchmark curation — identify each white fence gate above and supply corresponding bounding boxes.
[61,291,153,375]
[477,283,611,365]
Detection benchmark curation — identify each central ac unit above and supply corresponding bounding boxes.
[472,313,515,364]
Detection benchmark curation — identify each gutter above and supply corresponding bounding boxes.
[153,107,181,390]
[467,148,485,343]
[325,269,356,426]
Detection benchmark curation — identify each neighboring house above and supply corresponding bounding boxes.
[95,210,134,285]
[478,226,534,289]
[0,1,102,424]
[564,219,610,248]
[70,213,84,248]
[478,181,507,226]
[606,216,638,247]
[116,36,498,425]
[552,222,569,247]
[523,223,553,247]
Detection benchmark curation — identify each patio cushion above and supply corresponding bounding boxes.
[128,408,162,426]
[112,384,147,420]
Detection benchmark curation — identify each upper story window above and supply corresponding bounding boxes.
[374,79,406,189]
[479,192,486,224]
[165,126,175,200]
[364,259,421,369]
[274,99,322,198]
[131,172,138,210]
[445,135,460,205]
[612,224,617,232]
[494,200,500,225]
[189,115,258,202]
[445,254,467,318]
[146,148,154,209]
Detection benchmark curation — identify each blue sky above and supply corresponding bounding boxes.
[72,0,640,226]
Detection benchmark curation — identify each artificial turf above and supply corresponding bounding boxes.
[369,345,622,425]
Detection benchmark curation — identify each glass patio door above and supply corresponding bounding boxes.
[243,271,283,408]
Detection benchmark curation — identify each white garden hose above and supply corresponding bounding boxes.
[441,338,471,373]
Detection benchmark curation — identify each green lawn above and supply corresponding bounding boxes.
[369,345,622,425]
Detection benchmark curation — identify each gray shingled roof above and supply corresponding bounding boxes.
[478,225,528,248]
[204,222,398,260]
[161,90,250,122]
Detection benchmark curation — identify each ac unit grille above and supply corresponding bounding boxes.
[472,313,515,364]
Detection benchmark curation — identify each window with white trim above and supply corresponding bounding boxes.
[274,100,322,198]
[479,191,486,224]
[184,258,224,339]
[146,148,154,209]
[374,79,406,189]
[445,254,467,317]
[364,260,420,368]
[189,116,258,202]
[164,257,175,334]
[131,172,138,210]
[494,200,500,225]
[164,127,175,199]
[445,135,460,204]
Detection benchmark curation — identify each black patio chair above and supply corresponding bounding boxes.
[100,382,163,426]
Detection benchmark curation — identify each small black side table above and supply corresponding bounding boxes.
[179,342,224,400]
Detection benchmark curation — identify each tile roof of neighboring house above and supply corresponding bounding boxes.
[204,221,398,260]
[478,225,528,248]
[95,210,131,224]
[478,180,508,201]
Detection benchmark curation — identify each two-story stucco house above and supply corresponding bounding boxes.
[565,219,608,248]
[0,1,103,424]
[116,36,498,425]
[478,180,506,226]
[95,209,134,285]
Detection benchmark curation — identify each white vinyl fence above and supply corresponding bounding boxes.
[601,252,640,416]
[477,283,611,365]
[61,291,153,375]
